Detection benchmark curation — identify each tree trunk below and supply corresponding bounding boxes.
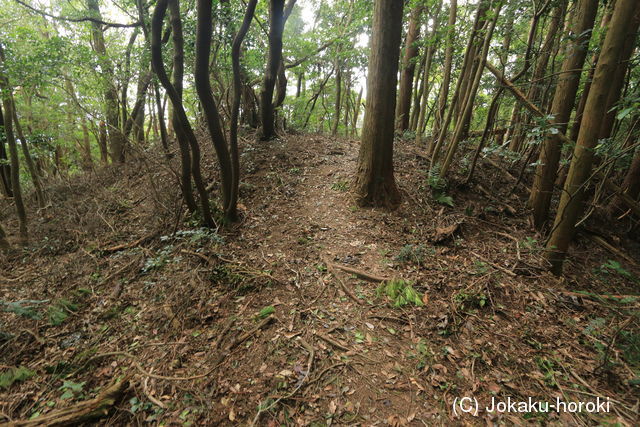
[332,55,342,135]
[529,0,599,230]
[431,0,457,148]
[1,97,27,243]
[87,0,126,163]
[354,0,404,208]
[439,0,501,177]
[152,0,200,216]
[259,0,285,140]
[12,105,46,207]
[0,102,12,197]
[395,5,422,132]
[509,2,565,153]
[195,0,234,223]
[545,0,637,274]
[229,0,258,222]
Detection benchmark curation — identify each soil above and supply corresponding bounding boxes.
[1,132,639,426]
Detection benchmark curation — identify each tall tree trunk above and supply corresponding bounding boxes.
[395,5,422,132]
[431,0,457,149]
[545,0,637,274]
[152,0,200,216]
[87,0,126,163]
[529,0,599,231]
[354,0,404,207]
[509,2,565,152]
[259,0,285,140]
[229,0,258,222]
[195,0,235,222]
[0,97,27,243]
[332,55,342,135]
[416,0,443,146]
[439,0,501,177]
[0,102,12,197]
[597,9,640,141]
[430,0,490,167]
[11,105,46,207]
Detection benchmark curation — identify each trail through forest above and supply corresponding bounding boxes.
[1,134,639,425]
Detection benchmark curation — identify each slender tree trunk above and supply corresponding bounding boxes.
[509,2,565,152]
[1,97,27,243]
[229,0,258,222]
[87,0,126,163]
[12,105,46,207]
[439,0,501,177]
[395,5,422,132]
[354,0,404,207]
[0,102,12,197]
[259,0,285,140]
[332,55,342,135]
[432,0,457,148]
[545,0,637,274]
[195,0,234,222]
[152,0,200,216]
[529,0,599,230]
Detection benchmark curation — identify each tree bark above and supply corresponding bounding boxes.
[529,0,599,231]
[0,102,12,197]
[431,0,457,148]
[87,0,126,163]
[259,0,285,140]
[395,5,422,132]
[354,0,404,207]
[545,0,637,274]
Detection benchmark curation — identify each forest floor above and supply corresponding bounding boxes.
[1,132,640,426]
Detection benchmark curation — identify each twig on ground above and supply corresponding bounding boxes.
[250,338,314,426]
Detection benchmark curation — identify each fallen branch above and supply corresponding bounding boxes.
[324,259,389,283]
[10,375,130,426]
[470,251,516,277]
[100,232,158,254]
[581,232,638,267]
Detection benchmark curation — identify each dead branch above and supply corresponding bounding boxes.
[9,376,130,426]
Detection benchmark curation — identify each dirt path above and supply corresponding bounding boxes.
[1,134,637,425]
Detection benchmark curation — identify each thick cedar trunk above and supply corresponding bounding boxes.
[354,0,404,208]
[545,0,637,274]
[432,0,457,148]
[569,5,614,143]
[259,0,285,140]
[395,5,422,132]
[597,9,640,141]
[87,0,126,163]
[529,0,599,231]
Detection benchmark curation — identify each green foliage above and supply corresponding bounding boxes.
[256,306,275,320]
[0,366,35,389]
[48,299,78,326]
[395,244,433,265]
[0,299,47,319]
[595,260,638,283]
[376,279,424,308]
[331,180,349,192]
[59,380,85,400]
